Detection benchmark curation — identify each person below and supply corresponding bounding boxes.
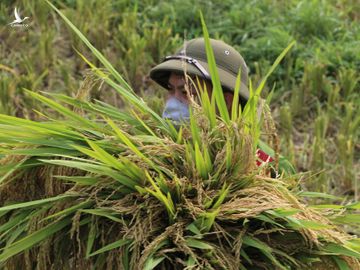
[149,37,274,169]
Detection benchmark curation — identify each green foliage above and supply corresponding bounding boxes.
[0,4,359,269]
[1,0,358,199]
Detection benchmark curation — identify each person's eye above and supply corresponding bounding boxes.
[167,84,174,91]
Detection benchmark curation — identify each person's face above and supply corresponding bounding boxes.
[166,72,212,105]
[166,72,234,112]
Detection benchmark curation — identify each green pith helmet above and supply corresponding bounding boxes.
[150,38,249,101]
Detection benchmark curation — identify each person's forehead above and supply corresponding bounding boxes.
[167,73,185,85]
[169,71,196,78]
[171,71,211,83]
[170,70,183,76]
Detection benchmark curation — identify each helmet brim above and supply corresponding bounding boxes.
[149,58,249,101]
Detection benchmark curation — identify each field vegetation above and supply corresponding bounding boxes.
[0,0,359,269]
[0,0,358,197]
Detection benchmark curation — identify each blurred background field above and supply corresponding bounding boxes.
[0,0,359,199]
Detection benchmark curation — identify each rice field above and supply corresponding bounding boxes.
[0,0,359,269]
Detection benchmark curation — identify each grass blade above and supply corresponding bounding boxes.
[88,238,131,257]
[0,217,72,262]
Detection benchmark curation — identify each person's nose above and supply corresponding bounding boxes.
[170,75,186,91]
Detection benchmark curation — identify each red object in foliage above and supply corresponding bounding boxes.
[256,149,274,167]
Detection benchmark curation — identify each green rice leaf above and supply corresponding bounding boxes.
[346,239,360,252]
[310,204,344,209]
[0,211,31,234]
[203,146,213,176]
[0,217,72,262]
[130,109,159,138]
[1,207,52,244]
[225,139,232,171]
[176,126,183,144]
[345,202,360,209]
[195,142,206,179]
[243,235,272,253]
[40,159,138,189]
[0,194,74,212]
[1,222,27,247]
[243,236,287,270]
[88,238,131,257]
[142,239,170,269]
[331,214,360,224]
[141,172,175,220]
[186,223,202,236]
[43,201,92,221]
[256,214,285,228]
[54,175,100,185]
[143,256,166,270]
[322,243,360,259]
[185,238,213,250]
[258,41,296,91]
[297,191,343,201]
[272,249,300,267]
[287,217,333,230]
[197,78,216,128]
[86,139,128,171]
[24,89,101,130]
[45,0,132,93]
[211,183,230,209]
[0,114,81,139]
[86,222,97,258]
[1,147,79,157]
[200,11,230,124]
[0,157,26,184]
[189,108,201,146]
[92,100,138,123]
[273,208,302,217]
[81,209,124,223]
[106,118,154,168]
[231,70,242,121]
[197,209,219,232]
[186,256,196,267]
[332,256,352,270]
[71,40,169,134]
[240,249,252,265]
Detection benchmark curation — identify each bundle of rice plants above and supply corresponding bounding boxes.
[0,2,359,269]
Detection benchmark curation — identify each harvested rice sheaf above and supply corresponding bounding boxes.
[0,2,359,270]
[0,106,359,269]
